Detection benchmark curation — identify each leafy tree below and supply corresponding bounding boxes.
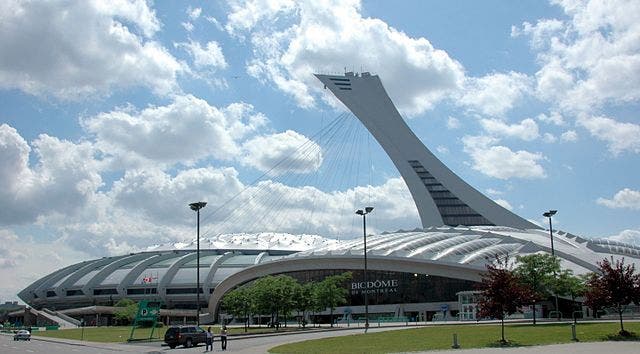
[553,269,586,323]
[514,253,560,324]
[271,275,298,328]
[221,287,252,332]
[315,272,352,327]
[251,276,278,327]
[113,298,138,325]
[294,282,316,328]
[584,258,640,336]
[478,257,533,344]
[250,275,298,330]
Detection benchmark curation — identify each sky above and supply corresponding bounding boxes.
[1,0,639,302]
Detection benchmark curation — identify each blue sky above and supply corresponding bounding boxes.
[1,0,639,301]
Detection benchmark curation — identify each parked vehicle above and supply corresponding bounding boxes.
[14,329,31,341]
[163,325,206,349]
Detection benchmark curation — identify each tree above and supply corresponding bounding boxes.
[221,287,252,332]
[113,298,138,325]
[584,257,640,336]
[294,282,316,328]
[514,253,560,324]
[315,272,352,327]
[478,256,533,344]
[553,269,586,323]
[250,275,298,330]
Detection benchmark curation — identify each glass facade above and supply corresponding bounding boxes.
[280,269,478,306]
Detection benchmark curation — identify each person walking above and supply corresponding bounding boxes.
[205,326,213,351]
[220,325,228,351]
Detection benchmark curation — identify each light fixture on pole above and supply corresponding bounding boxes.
[543,209,560,321]
[189,201,207,326]
[355,206,373,332]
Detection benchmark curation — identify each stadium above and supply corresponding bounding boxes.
[17,73,640,326]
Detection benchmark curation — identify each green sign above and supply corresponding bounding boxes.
[135,300,160,322]
[128,300,162,342]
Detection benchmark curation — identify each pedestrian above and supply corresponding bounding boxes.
[205,326,213,351]
[220,325,228,350]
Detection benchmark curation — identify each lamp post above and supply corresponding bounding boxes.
[189,201,207,326]
[355,206,373,332]
[543,209,560,321]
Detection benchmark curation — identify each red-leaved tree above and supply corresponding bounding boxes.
[477,256,533,344]
[584,257,640,336]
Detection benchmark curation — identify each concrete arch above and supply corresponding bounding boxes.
[208,255,484,315]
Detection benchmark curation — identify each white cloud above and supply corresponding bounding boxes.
[480,118,539,141]
[447,116,461,129]
[436,145,449,154]
[0,124,102,225]
[537,112,565,126]
[177,40,228,70]
[459,72,533,116]
[182,22,194,32]
[597,188,640,210]
[494,199,513,211]
[0,0,184,98]
[225,0,464,115]
[0,228,92,302]
[517,0,640,111]
[82,95,267,167]
[187,6,202,20]
[542,133,557,143]
[560,130,578,142]
[241,130,323,175]
[606,229,640,245]
[578,115,640,154]
[462,135,546,179]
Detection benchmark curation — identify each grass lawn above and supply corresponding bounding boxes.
[34,326,167,342]
[32,324,321,342]
[269,322,640,353]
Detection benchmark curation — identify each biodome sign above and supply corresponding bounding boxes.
[350,279,399,295]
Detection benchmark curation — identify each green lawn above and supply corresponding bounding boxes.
[34,326,167,342]
[32,324,320,342]
[269,322,640,354]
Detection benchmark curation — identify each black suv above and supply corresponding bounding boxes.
[164,325,207,349]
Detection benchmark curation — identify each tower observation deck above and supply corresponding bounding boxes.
[316,72,539,229]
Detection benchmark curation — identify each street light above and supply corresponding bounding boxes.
[543,209,560,321]
[189,201,207,326]
[355,206,373,332]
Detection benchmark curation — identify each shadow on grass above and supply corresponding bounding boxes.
[605,331,640,341]
[486,339,525,348]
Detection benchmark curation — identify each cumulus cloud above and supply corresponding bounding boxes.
[516,0,640,111]
[494,199,513,211]
[577,115,640,154]
[462,135,546,179]
[225,0,464,115]
[537,112,565,126]
[480,118,539,141]
[187,6,202,20]
[606,229,640,245]
[597,188,640,210]
[176,40,228,70]
[0,124,102,225]
[241,130,323,175]
[0,228,92,302]
[459,72,533,116]
[560,130,578,142]
[447,116,461,129]
[82,95,267,167]
[0,0,184,98]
